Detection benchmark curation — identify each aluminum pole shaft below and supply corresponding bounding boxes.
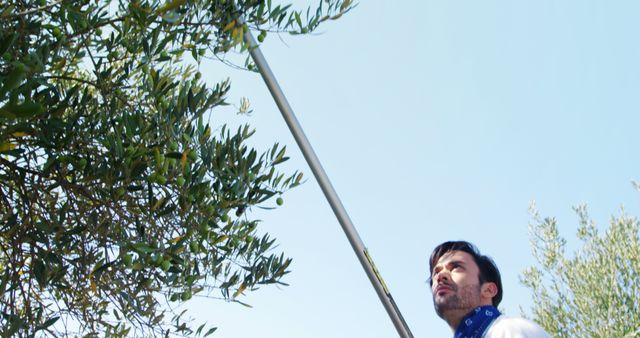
[241,27,414,338]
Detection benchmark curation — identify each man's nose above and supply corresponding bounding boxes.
[434,270,450,284]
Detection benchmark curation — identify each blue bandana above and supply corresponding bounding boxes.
[454,305,501,338]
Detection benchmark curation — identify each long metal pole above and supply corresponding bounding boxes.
[240,22,414,338]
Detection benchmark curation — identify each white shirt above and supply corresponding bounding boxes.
[483,315,552,338]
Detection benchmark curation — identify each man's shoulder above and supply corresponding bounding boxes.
[483,315,552,338]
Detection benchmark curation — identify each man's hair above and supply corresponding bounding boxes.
[428,240,503,307]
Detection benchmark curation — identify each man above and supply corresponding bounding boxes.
[429,241,551,338]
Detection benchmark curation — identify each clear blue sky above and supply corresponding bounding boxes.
[188,1,640,337]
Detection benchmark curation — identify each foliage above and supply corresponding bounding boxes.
[0,0,353,336]
[522,203,640,338]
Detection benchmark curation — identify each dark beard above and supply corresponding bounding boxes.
[433,283,482,318]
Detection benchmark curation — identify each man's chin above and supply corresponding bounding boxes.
[433,294,452,305]
[433,298,453,317]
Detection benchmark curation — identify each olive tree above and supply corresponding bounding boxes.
[522,201,640,338]
[0,0,352,336]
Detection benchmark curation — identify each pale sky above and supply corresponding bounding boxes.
[189,1,640,337]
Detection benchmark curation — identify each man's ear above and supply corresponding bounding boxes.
[481,282,498,300]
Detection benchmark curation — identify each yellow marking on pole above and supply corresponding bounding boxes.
[364,248,390,295]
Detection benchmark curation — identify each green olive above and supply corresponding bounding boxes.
[77,158,87,169]
[115,187,126,198]
[156,175,167,185]
[148,173,158,183]
[52,27,62,38]
[154,148,162,164]
[142,277,153,287]
[189,241,199,253]
[169,141,179,151]
[152,254,163,267]
[122,254,133,267]
[181,290,192,301]
[188,149,197,161]
[161,260,171,272]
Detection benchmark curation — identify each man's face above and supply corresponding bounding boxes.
[430,250,484,318]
